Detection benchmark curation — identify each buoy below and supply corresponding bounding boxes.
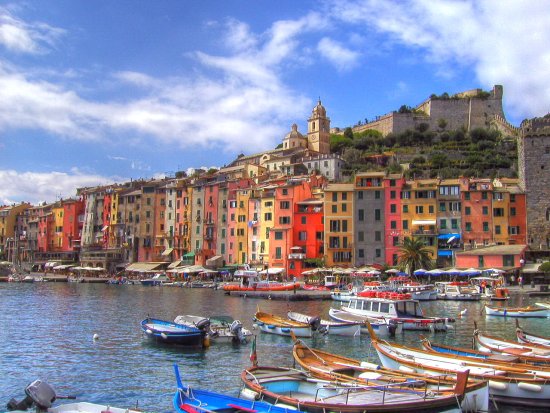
[93,333,99,340]
[518,382,542,392]
[160,332,168,340]
[488,380,507,391]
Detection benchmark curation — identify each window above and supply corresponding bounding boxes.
[282,189,288,195]
[482,206,488,215]
[465,206,471,215]
[390,221,397,229]
[478,256,484,268]
[375,231,381,241]
[390,190,396,199]
[264,212,272,221]
[375,249,381,258]
[495,225,501,235]
[358,231,364,242]
[280,201,290,209]
[510,194,516,203]
[440,219,447,229]
[390,204,396,213]
[428,205,434,214]
[274,231,283,240]
[342,221,348,232]
[279,216,290,225]
[358,209,364,221]
[465,222,472,232]
[402,220,408,230]
[342,193,347,201]
[275,247,282,259]
[510,207,516,216]
[494,192,503,201]
[439,202,446,212]
[357,191,363,200]
[482,192,488,200]
[298,231,307,241]
[402,205,409,213]
[451,219,458,229]
[494,208,505,217]
[483,222,489,232]
[375,191,381,199]
[464,192,470,200]
[329,236,340,248]
[358,249,364,258]
[332,205,337,213]
[415,206,424,214]
[374,209,381,221]
[332,193,337,202]
[329,220,340,232]
[393,236,399,247]
[301,216,306,224]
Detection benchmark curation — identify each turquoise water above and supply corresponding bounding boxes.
[1,283,549,412]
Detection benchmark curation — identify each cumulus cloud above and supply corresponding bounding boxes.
[329,0,550,121]
[317,37,360,71]
[0,169,126,205]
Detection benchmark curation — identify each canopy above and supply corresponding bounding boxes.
[438,233,461,240]
[385,269,400,274]
[259,267,285,275]
[425,269,444,275]
[413,268,427,276]
[161,248,174,256]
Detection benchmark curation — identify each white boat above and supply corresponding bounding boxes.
[516,320,550,346]
[287,311,361,336]
[341,292,452,331]
[328,308,402,336]
[435,282,481,301]
[470,276,509,300]
[474,325,550,358]
[330,289,355,302]
[253,310,313,337]
[388,278,438,300]
[485,304,550,318]
[365,323,550,407]
[140,273,170,286]
[174,314,252,343]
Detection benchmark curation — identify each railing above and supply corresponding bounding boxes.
[288,253,306,260]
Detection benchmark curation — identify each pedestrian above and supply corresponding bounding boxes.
[518,275,523,289]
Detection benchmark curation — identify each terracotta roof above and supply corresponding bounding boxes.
[456,244,527,256]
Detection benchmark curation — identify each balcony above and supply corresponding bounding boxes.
[288,253,306,260]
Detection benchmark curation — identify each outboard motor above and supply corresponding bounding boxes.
[308,316,321,332]
[194,318,211,332]
[387,319,398,337]
[7,380,58,412]
[229,320,247,343]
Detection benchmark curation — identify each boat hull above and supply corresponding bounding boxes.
[328,308,401,336]
[254,311,313,337]
[141,318,205,346]
[485,305,550,318]
[287,311,361,336]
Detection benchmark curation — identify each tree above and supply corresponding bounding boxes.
[343,127,354,140]
[398,237,433,275]
[539,262,550,273]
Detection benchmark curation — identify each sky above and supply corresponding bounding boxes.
[1,0,549,205]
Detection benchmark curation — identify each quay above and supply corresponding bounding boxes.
[227,289,332,301]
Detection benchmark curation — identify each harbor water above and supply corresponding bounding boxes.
[1,282,549,412]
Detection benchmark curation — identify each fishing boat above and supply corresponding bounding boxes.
[340,293,452,331]
[364,321,550,407]
[140,317,207,346]
[290,337,489,413]
[253,310,314,337]
[328,308,402,336]
[473,324,550,359]
[240,365,473,413]
[5,379,140,413]
[287,311,361,336]
[174,314,253,343]
[516,319,550,346]
[485,304,550,318]
[173,364,294,413]
[421,336,550,367]
[140,273,170,286]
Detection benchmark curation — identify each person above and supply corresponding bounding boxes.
[518,275,523,289]
[481,280,487,294]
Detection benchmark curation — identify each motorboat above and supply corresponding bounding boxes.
[140,317,208,346]
[328,308,401,336]
[240,365,476,413]
[287,310,361,336]
[174,314,252,343]
[140,273,170,286]
[5,379,139,413]
[223,267,299,292]
[435,282,481,301]
[341,292,452,331]
[253,310,314,337]
[470,276,509,300]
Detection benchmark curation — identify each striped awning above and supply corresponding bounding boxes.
[126,262,165,272]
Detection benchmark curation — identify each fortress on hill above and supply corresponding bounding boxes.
[338,85,519,137]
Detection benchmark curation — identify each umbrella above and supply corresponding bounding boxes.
[385,269,400,274]
[485,268,505,274]
[425,269,444,276]
[444,268,462,276]
[463,267,482,276]
[413,268,427,276]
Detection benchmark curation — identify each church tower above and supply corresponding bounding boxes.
[307,100,331,154]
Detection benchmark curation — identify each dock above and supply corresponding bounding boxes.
[227,289,332,301]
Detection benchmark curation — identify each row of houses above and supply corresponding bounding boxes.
[0,172,527,279]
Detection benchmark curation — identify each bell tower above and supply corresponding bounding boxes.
[307,99,330,154]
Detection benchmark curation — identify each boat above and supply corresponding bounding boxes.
[473,323,550,359]
[253,310,314,337]
[287,311,361,336]
[140,317,208,346]
[223,267,299,292]
[330,289,356,302]
[240,365,474,413]
[469,277,509,300]
[290,337,489,413]
[516,319,550,346]
[388,277,438,300]
[421,335,550,367]
[140,273,170,286]
[173,364,294,413]
[327,308,402,336]
[435,282,481,301]
[174,314,253,343]
[5,379,140,413]
[364,321,550,407]
[340,293,452,331]
[484,304,550,318]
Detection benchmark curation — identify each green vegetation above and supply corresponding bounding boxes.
[330,124,517,179]
[539,261,550,273]
[398,237,434,275]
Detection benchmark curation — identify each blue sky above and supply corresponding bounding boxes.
[1,0,549,205]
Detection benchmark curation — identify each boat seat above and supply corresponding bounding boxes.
[227,404,257,412]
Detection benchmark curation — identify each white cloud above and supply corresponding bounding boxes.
[317,37,360,71]
[0,169,125,205]
[0,7,65,54]
[329,0,550,121]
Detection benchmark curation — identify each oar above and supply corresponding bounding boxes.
[290,331,327,365]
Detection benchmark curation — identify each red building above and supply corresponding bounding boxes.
[290,198,324,279]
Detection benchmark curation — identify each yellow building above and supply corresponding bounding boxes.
[235,188,251,264]
[324,183,354,267]
[404,179,438,260]
[257,185,276,267]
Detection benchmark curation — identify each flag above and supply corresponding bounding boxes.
[249,335,258,366]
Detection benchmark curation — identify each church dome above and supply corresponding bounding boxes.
[284,123,304,141]
[312,99,326,117]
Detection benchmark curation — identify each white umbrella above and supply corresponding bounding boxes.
[385,268,400,274]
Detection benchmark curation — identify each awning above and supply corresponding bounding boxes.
[259,267,285,275]
[438,233,461,240]
[168,260,183,269]
[161,248,174,256]
[206,255,223,267]
[522,263,542,273]
[183,252,195,258]
[412,220,436,226]
[437,250,453,257]
[126,262,166,272]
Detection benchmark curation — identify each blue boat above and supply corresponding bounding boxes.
[173,364,297,413]
[141,318,207,346]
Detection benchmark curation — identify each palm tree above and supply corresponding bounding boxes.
[398,237,433,275]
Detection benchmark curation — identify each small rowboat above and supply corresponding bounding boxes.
[253,310,314,337]
[485,304,550,318]
[173,364,294,413]
[328,308,402,336]
[241,365,475,413]
[290,337,489,412]
[141,317,207,346]
[516,319,550,346]
[473,323,550,359]
[287,311,361,336]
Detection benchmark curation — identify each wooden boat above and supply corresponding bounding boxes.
[328,308,402,336]
[253,310,313,337]
[364,321,550,407]
[287,311,361,336]
[141,317,207,346]
[6,379,140,413]
[241,365,473,413]
[485,304,550,318]
[473,323,550,359]
[421,336,550,367]
[516,319,550,346]
[174,314,253,343]
[290,337,489,412]
[173,364,293,413]
[340,293,452,331]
